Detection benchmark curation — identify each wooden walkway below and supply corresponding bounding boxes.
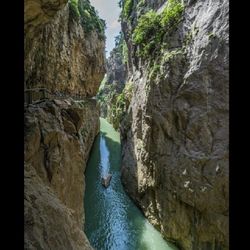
[24,88,91,105]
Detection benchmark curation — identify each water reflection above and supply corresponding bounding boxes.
[99,134,110,177]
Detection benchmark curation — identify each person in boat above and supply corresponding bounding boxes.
[101,174,112,188]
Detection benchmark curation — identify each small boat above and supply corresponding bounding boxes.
[101,174,112,188]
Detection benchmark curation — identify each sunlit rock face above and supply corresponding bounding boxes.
[24,0,105,249]
[120,0,229,249]
[24,0,68,33]
[25,0,106,97]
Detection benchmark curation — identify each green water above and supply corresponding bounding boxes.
[84,118,178,250]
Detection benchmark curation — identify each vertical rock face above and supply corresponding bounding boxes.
[25,99,99,249]
[97,33,127,125]
[24,0,68,33]
[120,0,229,249]
[25,0,106,96]
[105,35,127,89]
[24,0,105,249]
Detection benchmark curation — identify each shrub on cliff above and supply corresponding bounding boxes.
[122,41,128,65]
[161,0,184,28]
[69,0,80,17]
[132,0,184,59]
[120,0,134,20]
[133,10,161,58]
[109,82,133,130]
[69,0,106,39]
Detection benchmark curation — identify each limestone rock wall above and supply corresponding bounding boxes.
[24,0,105,249]
[120,0,229,249]
[25,99,98,249]
[25,1,106,97]
[105,40,127,88]
[97,34,127,123]
[24,0,68,34]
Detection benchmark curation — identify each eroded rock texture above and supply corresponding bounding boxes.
[97,34,127,119]
[120,0,229,249]
[25,99,99,249]
[24,0,68,33]
[24,0,105,249]
[105,41,127,89]
[25,1,105,97]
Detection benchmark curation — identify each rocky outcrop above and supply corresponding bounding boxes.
[97,33,127,126]
[25,99,99,249]
[24,0,105,249]
[25,0,106,97]
[105,34,127,89]
[120,0,229,249]
[24,0,68,34]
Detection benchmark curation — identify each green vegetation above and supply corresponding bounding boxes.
[69,0,80,17]
[148,48,185,80]
[162,48,183,63]
[137,0,146,8]
[160,0,184,27]
[122,0,134,19]
[149,63,161,80]
[122,40,129,64]
[132,0,184,59]
[96,31,130,129]
[97,80,133,130]
[109,82,133,130]
[112,32,129,66]
[208,32,216,40]
[133,10,161,58]
[96,81,115,104]
[69,0,106,39]
[124,0,133,19]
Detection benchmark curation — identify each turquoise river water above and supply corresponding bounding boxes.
[84,118,178,250]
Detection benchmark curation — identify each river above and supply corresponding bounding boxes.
[84,118,178,250]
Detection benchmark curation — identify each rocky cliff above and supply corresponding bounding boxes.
[24,99,99,249]
[24,0,105,249]
[97,32,128,128]
[119,0,229,249]
[25,0,105,97]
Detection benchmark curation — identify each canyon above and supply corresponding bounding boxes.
[24,0,229,249]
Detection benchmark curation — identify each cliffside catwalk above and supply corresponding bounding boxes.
[24,0,229,249]
[24,0,105,248]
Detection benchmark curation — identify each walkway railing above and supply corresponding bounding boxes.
[24,88,93,105]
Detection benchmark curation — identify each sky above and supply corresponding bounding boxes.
[89,0,121,58]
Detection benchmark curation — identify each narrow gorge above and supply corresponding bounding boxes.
[24,0,229,250]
